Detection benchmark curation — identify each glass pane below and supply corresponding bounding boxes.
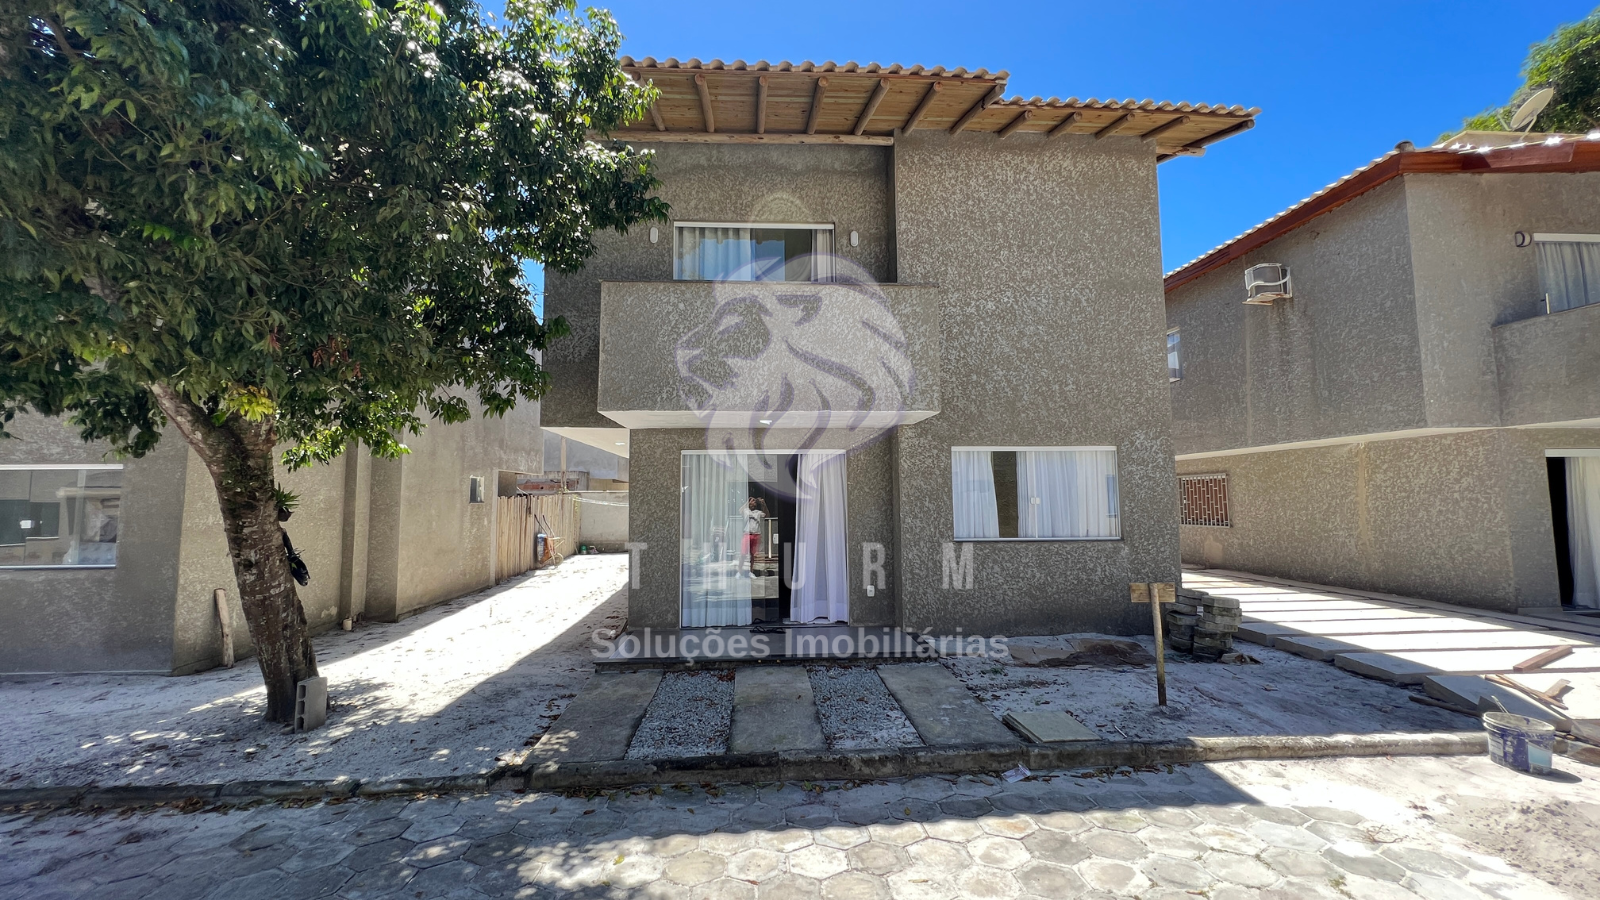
[0,468,121,567]
[1536,240,1600,313]
[675,226,821,283]
[956,449,1119,540]
[1167,331,1182,380]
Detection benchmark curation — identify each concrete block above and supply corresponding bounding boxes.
[878,663,1017,746]
[730,666,826,753]
[1236,622,1297,646]
[295,676,329,733]
[1201,596,1241,611]
[1273,635,1359,662]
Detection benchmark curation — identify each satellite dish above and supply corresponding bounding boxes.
[1509,87,1554,132]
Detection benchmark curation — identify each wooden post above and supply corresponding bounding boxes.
[1131,582,1174,706]
[213,588,235,668]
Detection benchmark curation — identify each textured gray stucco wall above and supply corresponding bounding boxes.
[1493,301,1600,426]
[543,143,894,429]
[891,130,1180,636]
[0,415,186,673]
[543,431,627,481]
[1405,171,1600,428]
[627,428,897,630]
[365,402,543,621]
[1178,427,1600,610]
[1165,179,1428,456]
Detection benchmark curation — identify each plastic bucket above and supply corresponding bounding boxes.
[1483,712,1556,776]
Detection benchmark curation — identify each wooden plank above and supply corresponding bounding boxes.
[756,76,768,134]
[1514,645,1575,672]
[903,82,943,133]
[804,76,829,135]
[694,73,715,133]
[997,109,1034,139]
[1140,115,1191,142]
[853,78,891,135]
[1047,111,1082,138]
[612,132,894,146]
[1093,112,1135,140]
[949,84,1004,135]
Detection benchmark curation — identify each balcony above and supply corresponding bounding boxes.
[596,280,941,432]
[1493,300,1600,426]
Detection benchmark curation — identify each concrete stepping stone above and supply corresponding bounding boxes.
[1335,647,1600,685]
[1236,622,1302,646]
[1289,630,1588,655]
[1422,675,1572,730]
[1273,635,1360,662]
[532,670,662,763]
[730,666,826,753]
[1002,710,1100,742]
[877,663,1018,746]
[1249,609,1442,623]
[1276,618,1522,637]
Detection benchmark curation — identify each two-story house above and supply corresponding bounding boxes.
[544,57,1257,638]
[1164,132,1600,613]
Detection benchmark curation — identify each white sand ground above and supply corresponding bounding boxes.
[946,635,1473,741]
[0,555,630,788]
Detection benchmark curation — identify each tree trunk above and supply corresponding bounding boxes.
[151,384,318,722]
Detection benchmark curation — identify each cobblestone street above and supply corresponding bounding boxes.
[6,753,1594,900]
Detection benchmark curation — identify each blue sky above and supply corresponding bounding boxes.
[511,1,1594,309]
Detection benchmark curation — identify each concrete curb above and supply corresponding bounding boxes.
[0,731,1485,812]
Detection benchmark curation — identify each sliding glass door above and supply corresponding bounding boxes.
[679,451,848,627]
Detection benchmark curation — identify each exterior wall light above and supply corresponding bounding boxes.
[849,230,859,247]
[649,226,659,244]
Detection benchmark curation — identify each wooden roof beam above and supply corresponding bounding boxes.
[902,82,943,133]
[853,78,892,136]
[1047,111,1082,138]
[998,109,1034,139]
[1181,117,1254,152]
[647,101,666,132]
[694,73,716,133]
[756,76,768,134]
[1140,115,1191,143]
[1093,112,1135,140]
[805,76,830,135]
[949,84,1005,135]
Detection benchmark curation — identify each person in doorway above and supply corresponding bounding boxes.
[741,496,768,576]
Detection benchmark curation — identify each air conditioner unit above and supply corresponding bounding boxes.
[1243,263,1293,305]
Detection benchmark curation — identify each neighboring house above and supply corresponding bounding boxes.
[1164,132,1600,613]
[541,429,629,491]
[1,407,541,674]
[543,57,1256,635]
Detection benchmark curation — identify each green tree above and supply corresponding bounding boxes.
[1,0,664,720]
[1459,7,1600,134]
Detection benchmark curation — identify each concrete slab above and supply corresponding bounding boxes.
[1238,601,1403,613]
[729,666,826,753]
[877,663,1018,746]
[1249,609,1444,623]
[1002,711,1099,742]
[1236,622,1302,646]
[1280,618,1526,637]
[1293,631,1590,654]
[1422,675,1572,731]
[1335,648,1600,686]
[532,671,662,763]
[1273,635,1360,662]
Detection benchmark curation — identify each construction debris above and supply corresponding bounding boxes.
[1166,589,1242,661]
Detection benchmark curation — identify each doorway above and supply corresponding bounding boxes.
[1550,452,1600,609]
[679,451,849,628]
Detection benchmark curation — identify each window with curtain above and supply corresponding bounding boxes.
[0,466,123,567]
[1167,328,1182,381]
[950,448,1120,540]
[1535,235,1600,313]
[673,224,834,282]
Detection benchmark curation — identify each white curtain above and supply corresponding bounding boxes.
[951,450,1000,539]
[792,451,849,623]
[680,453,752,627]
[1536,240,1600,313]
[1569,457,1600,609]
[1016,449,1120,539]
[812,229,834,282]
[676,227,753,281]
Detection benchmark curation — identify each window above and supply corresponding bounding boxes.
[1179,474,1230,527]
[468,476,485,504]
[673,223,834,282]
[1167,328,1182,381]
[1534,234,1600,313]
[0,466,123,567]
[951,448,1120,540]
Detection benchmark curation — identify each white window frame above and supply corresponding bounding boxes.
[672,222,836,283]
[950,446,1122,542]
[0,463,125,570]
